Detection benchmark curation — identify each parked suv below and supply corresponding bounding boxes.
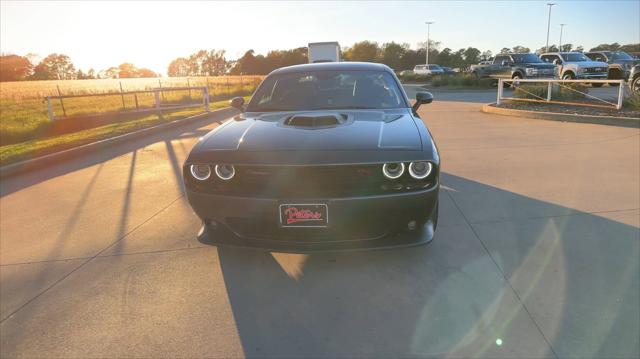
[585,51,639,84]
[470,53,556,80]
[540,52,609,86]
[413,64,445,76]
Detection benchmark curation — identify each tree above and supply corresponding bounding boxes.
[117,63,138,78]
[574,45,584,53]
[380,42,409,69]
[535,45,559,54]
[560,44,573,52]
[136,68,157,78]
[344,41,380,62]
[511,45,530,54]
[500,48,511,54]
[463,47,481,65]
[590,43,621,51]
[0,54,33,81]
[167,57,190,77]
[31,54,76,80]
[620,43,640,52]
[481,50,493,61]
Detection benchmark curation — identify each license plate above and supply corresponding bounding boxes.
[279,204,328,227]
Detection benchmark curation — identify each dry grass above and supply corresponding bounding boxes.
[1,76,262,146]
[0,97,247,166]
[0,76,263,100]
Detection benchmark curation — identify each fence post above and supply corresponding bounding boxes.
[226,76,230,96]
[119,81,126,110]
[547,81,552,102]
[46,97,55,121]
[496,79,503,105]
[159,79,165,101]
[56,85,67,118]
[204,87,210,112]
[187,78,192,100]
[134,93,139,111]
[617,80,624,110]
[154,89,162,116]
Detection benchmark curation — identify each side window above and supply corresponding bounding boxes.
[494,56,506,64]
[541,55,551,63]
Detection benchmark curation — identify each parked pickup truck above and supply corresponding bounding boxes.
[540,52,609,86]
[470,53,556,80]
[585,51,639,83]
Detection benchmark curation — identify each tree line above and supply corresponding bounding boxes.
[0,53,158,82]
[2,42,638,82]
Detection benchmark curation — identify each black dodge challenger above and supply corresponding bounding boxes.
[184,62,439,251]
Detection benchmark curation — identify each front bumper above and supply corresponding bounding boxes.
[577,73,608,79]
[186,185,439,252]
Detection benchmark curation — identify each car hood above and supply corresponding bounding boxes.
[524,63,556,69]
[565,60,609,67]
[612,59,640,67]
[198,109,422,152]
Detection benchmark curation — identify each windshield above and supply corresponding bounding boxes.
[512,54,543,63]
[246,70,405,112]
[428,65,442,70]
[561,53,590,62]
[609,51,633,60]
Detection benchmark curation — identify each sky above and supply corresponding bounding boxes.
[1,0,638,75]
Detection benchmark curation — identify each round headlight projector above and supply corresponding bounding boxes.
[382,162,405,179]
[190,164,211,181]
[409,161,433,179]
[215,164,235,180]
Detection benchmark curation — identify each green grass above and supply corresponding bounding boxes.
[623,93,640,111]
[0,97,246,166]
[1,84,257,146]
[513,83,589,101]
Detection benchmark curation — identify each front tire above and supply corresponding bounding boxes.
[632,76,640,95]
[562,72,575,80]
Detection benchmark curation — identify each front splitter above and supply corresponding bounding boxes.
[196,220,435,253]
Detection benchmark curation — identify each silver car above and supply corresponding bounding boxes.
[541,52,609,86]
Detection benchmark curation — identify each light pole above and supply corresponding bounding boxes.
[545,3,556,52]
[559,23,566,51]
[425,21,434,65]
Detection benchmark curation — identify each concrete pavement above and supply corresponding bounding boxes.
[1,92,638,358]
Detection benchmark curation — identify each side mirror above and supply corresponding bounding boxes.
[553,59,561,65]
[229,97,245,112]
[412,91,433,113]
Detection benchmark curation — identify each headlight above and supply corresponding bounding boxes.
[215,164,235,180]
[409,161,433,179]
[190,164,211,181]
[525,68,538,75]
[382,163,405,179]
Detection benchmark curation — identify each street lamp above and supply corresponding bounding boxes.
[545,3,557,52]
[559,23,567,51]
[425,21,434,65]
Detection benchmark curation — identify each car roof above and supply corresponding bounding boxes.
[271,62,392,75]
[541,52,584,55]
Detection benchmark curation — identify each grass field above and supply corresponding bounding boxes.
[0,76,262,146]
[0,97,246,166]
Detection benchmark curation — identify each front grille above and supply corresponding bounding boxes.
[584,67,607,73]
[186,164,437,198]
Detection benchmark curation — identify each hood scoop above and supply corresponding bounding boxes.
[284,113,348,128]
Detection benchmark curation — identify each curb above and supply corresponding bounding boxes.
[482,103,640,128]
[0,107,237,180]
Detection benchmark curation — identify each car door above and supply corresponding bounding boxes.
[494,55,512,78]
[490,55,506,78]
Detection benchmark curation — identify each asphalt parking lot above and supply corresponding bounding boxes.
[1,88,638,358]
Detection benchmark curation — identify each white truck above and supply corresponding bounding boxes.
[308,42,341,63]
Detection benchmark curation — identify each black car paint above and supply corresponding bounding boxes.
[184,62,439,251]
